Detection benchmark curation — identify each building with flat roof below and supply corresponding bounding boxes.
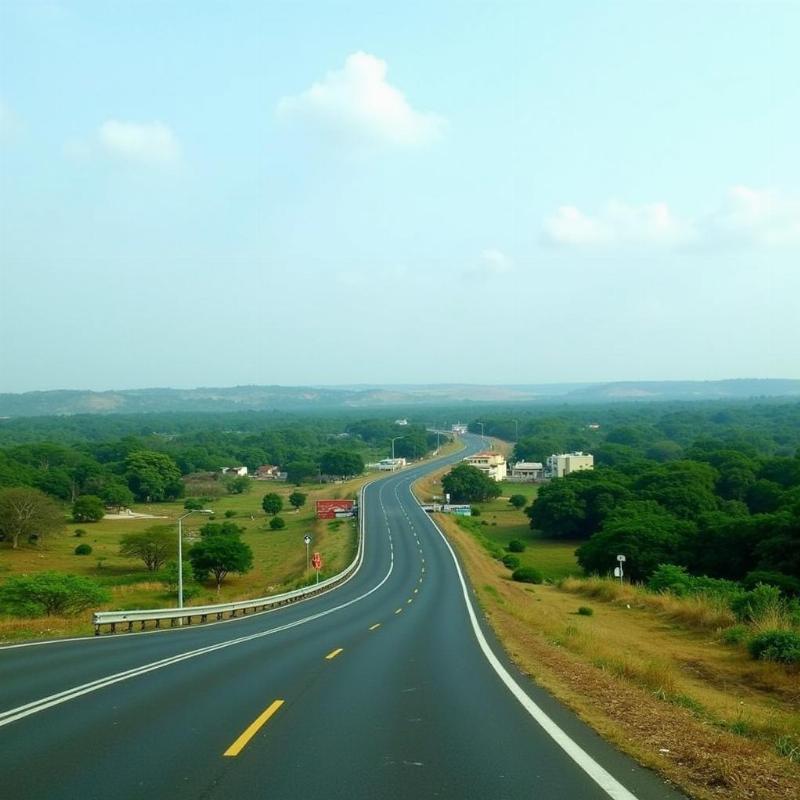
[508,461,544,482]
[546,452,594,478]
[466,451,507,481]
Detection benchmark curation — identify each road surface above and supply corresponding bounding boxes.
[0,437,685,799]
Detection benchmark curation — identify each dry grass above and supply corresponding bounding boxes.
[435,512,800,800]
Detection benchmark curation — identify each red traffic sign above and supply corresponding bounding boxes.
[311,552,322,570]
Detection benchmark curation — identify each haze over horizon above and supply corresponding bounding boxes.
[2,2,798,394]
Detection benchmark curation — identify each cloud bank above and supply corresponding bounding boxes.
[277,52,445,149]
[543,187,800,250]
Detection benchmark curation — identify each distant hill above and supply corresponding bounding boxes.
[0,379,798,418]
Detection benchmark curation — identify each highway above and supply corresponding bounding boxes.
[0,437,685,799]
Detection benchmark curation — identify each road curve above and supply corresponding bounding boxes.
[0,437,685,799]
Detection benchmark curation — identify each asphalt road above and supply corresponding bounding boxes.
[0,437,686,799]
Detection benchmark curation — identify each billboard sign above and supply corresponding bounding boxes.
[316,499,355,520]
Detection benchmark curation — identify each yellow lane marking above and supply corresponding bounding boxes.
[325,648,344,660]
[369,623,381,631]
[223,699,284,757]
[395,608,403,614]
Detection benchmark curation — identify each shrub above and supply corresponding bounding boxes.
[74,543,93,556]
[471,508,481,517]
[71,495,105,523]
[74,529,86,537]
[184,498,204,510]
[512,566,543,584]
[748,630,800,664]
[507,540,526,553]
[743,571,800,597]
[648,564,693,595]
[509,494,528,509]
[721,624,749,645]
[730,583,784,624]
[501,554,520,570]
[224,510,237,518]
[577,606,594,616]
[0,572,109,616]
[269,516,286,530]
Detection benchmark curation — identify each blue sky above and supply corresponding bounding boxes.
[1,1,798,392]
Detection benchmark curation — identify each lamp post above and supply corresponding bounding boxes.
[513,419,519,441]
[477,422,485,444]
[390,435,406,464]
[177,508,214,609]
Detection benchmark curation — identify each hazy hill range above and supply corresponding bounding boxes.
[0,380,798,418]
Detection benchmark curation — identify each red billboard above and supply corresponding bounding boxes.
[316,499,354,519]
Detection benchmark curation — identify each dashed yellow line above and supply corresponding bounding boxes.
[223,699,284,757]
[325,648,343,660]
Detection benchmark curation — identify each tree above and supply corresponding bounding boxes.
[119,526,178,571]
[262,492,283,516]
[285,460,318,484]
[289,491,307,511]
[199,521,244,538]
[72,495,105,523]
[320,450,364,478]
[508,494,528,510]
[224,475,251,495]
[269,516,286,530]
[441,464,502,503]
[0,487,64,549]
[103,483,134,512]
[526,480,586,538]
[0,572,108,617]
[124,450,183,502]
[189,536,253,591]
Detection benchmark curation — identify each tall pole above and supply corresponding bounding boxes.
[177,516,183,610]
[513,419,519,441]
[478,422,485,444]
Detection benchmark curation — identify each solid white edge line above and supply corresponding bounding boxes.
[413,497,640,800]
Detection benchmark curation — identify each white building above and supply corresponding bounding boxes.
[376,457,407,471]
[466,451,507,481]
[546,452,594,479]
[394,418,409,426]
[221,465,248,477]
[451,423,468,435]
[508,461,544,482]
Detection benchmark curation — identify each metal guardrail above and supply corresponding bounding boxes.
[92,484,368,635]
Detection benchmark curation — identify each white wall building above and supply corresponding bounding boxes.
[376,457,407,471]
[221,465,249,477]
[466,451,507,481]
[546,452,594,478]
[508,461,544,482]
[451,423,468,435]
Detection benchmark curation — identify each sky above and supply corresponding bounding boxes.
[1,0,798,393]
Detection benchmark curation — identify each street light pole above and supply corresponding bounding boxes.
[477,422,485,444]
[177,508,214,609]
[390,435,406,463]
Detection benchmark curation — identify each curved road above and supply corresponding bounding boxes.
[0,437,684,799]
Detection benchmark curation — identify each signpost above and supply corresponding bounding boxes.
[311,552,323,584]
[615,554,626,585]
[304,533,312,571]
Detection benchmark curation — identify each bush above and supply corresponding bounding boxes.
[748,630,800,664]
[501,554,520,570]
[224,510,237,518]
[74,529,86,537]
[471,508,481,517]
[72,495,105,523]
[721,625,749,645]
[743,571,800,597]
[74,543,93,556]
[507,540,526,553]
[730,583,784,623]
[648,564,693,595]
[184,498,204,510]
[0,572,109,617]
[577,606,594,616]
[509,494,528,509]
[269,516,286,530]
[512,566,543,584]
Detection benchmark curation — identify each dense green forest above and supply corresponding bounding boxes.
[0,413,441,507]
[471,402,800,590]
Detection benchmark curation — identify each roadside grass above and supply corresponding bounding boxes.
[432,511,800,800]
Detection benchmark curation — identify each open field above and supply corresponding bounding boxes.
[413,463,800,800]
[0,439,463,643]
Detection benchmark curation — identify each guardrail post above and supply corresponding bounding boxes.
[127,621,133,632]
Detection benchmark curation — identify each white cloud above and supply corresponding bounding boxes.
[98,120,181,165]
[464,248,514,280]
[543,200,693,249]
[276,51,445,149]
[542,188,800,250]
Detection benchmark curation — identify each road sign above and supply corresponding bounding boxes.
[311,552,322,570]
[616,554,626,562]
[614,566,622,578]
[303,534,312,545]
